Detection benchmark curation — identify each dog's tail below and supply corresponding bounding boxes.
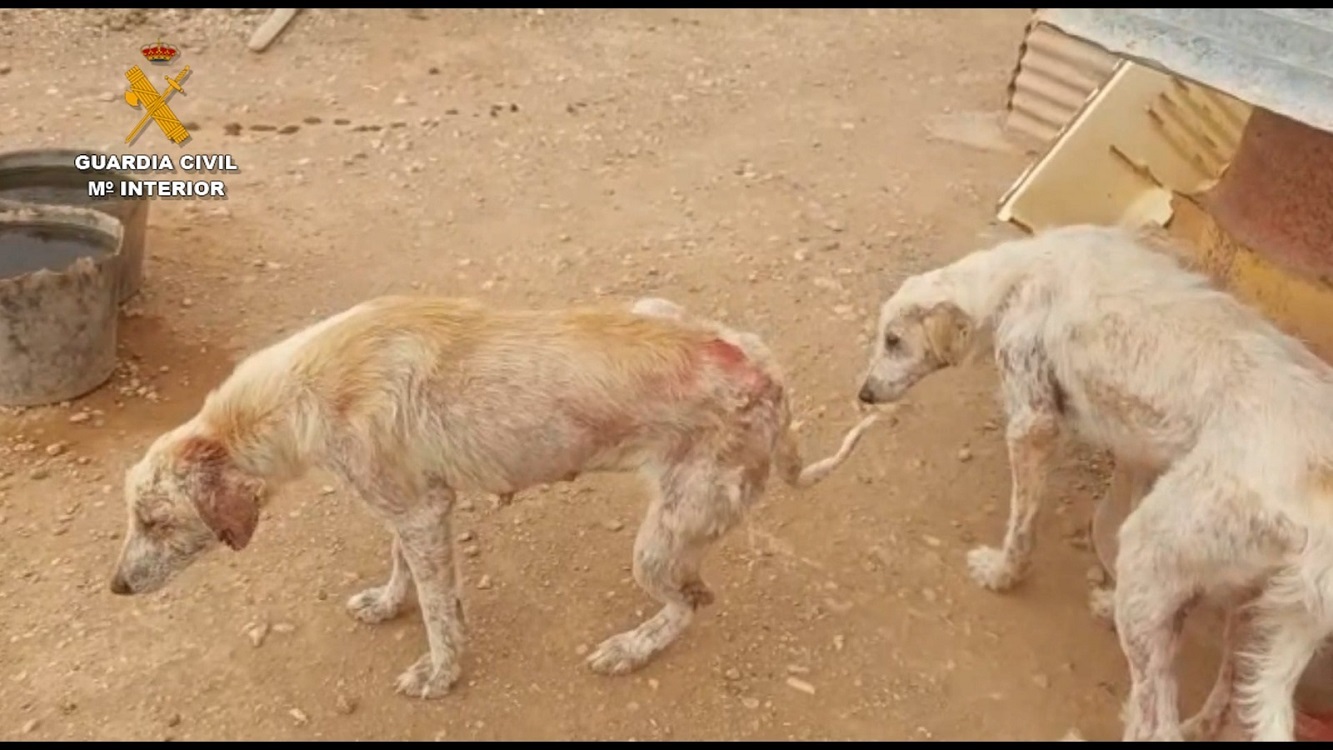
[775,412,881,488]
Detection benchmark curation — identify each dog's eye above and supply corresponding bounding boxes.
[884,332,901,350]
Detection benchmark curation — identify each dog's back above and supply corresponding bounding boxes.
[1001,226,1333,488]
[202,296,787,495]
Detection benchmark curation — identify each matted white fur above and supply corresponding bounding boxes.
[858,224,1333,741]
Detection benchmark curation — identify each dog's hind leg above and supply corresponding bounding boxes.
[587,460,757,676]
[346,533,414,624]
[1113,455,1283,740]
[1238,572,1331,741]
[1180,599,1256,740]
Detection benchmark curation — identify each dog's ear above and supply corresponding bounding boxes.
[631,297,687,321]
[176,436,262,551]
[922,303,973,366]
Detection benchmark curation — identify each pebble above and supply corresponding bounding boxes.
[320,485,336,495]
[244,622,269,647]
[288,708,309,726]
[45,442,66,457]
[68,412,91,423]
[957,447,972,462]
[601,519,624,532]
[476,575,492,590]
[334,694,357,715]
[0,63,10,76]
[785,676,816,695]
[22,718,39,733]
[29,467,49,481]
[724,667,741,681]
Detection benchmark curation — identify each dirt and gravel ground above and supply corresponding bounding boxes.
[0,8,1221,741]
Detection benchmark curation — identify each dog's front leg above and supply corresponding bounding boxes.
[391,490,465,700]
[967,339,1061,591]
[346,534,414,623]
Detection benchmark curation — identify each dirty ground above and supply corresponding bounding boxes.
[0,9,1218,741]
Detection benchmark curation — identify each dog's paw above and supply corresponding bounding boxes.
[587,631,653,676]
[966,545,1021,591]
[346,585,405,624]
[394,652,459,700]
[1087,585,1117,628]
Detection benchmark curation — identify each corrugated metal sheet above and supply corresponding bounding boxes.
[1004,14,1118,144]
[1039,8,1333,135]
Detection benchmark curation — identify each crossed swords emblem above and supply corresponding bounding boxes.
[123,64,192,145]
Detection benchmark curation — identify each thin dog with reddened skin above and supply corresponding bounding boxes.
[107,295,879,700]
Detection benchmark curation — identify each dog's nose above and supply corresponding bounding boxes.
[857,384,877,405]
[108,574,132,596]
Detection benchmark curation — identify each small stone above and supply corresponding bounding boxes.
[1032,673,1050,689]
[21,718,39,734]
[724,667,741,681]
[288,708,309,726]
[476,575,492,590]
[785,676,816,695]
[334,694,357,715]
[957,447,973,462]
[68,412,91,424]
[457,531,474,542]
[601,519,624,532]
[793,248,810,262]
[29,467,49,481]
[272,622,296,634]
[921,534,942,548]
[180,298,194,308]
[245,622,269,647]
[45,442,66,457]
[320,485,336,495]
[741,697,760,710]
[0,64,11,76]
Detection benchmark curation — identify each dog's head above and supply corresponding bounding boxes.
[858,273,975,405]
[108,428,264,596]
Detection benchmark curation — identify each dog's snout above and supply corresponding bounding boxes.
[857,383,877,405]
[108,573,132,596]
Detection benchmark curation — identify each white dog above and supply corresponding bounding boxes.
[857,224,1333,741]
